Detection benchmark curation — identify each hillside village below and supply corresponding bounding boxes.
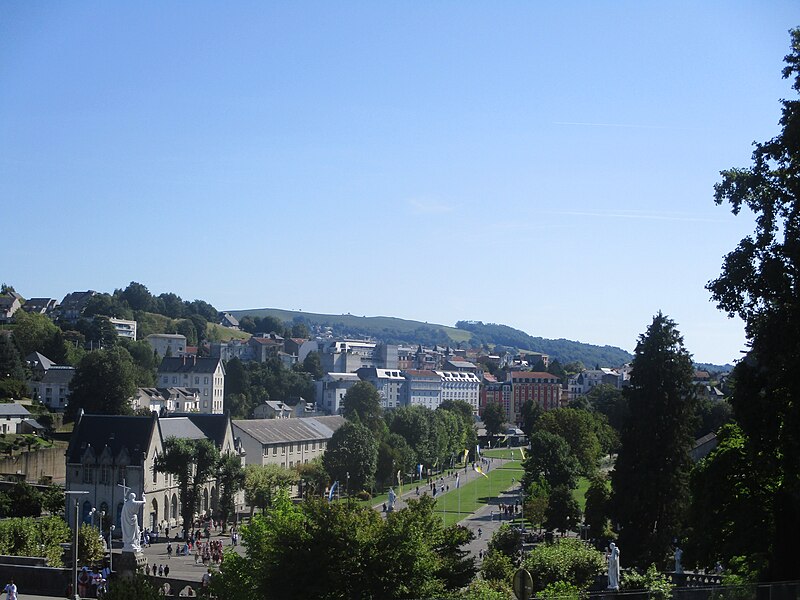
[0,284,728,527]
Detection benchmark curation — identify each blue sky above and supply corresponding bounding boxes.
[2,2,798,365]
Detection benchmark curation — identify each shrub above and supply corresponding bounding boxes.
[522,538,605,592]
[481,550,515,582]
[622,564,674,600]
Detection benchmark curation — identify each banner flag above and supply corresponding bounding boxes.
[473,464,489,479]
[327,481,339,502]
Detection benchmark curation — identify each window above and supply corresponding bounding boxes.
[289,443,294,453]
[117,466,126,484]
[163,377,169,384]
[195,377,199,384]
[83,466,93,484]
[100,465,110,485]
[152,464,157,484]
[204,377,209,385]
[272,446,277,455]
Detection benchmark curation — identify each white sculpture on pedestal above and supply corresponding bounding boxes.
[121,492,146,552]
[607,542,621,590]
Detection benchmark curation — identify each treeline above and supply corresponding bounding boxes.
[456,320,633,367]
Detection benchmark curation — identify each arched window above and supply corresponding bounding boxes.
[171,494,178,520]
[82,500,92,524]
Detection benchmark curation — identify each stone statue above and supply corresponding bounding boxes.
[674,546,684,574]
[387,487,397,512]
[121,492,146,552]
[607,542,620,590]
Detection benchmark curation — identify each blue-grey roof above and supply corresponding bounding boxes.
[0,403,31,417]
[159,417,206,441]
[233,415,345,445]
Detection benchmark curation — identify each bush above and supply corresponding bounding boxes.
[356,490,372,501]
[455,578,514,600]
[488,524,523,559]
[622,564,674,600]
[522,538,605,592]
[481,550,515,582]
[539,581,584,600]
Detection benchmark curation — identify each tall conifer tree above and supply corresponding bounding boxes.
[611,312,695,567]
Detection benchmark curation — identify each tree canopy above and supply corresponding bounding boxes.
[611,313,696,567]
[68,346,138,416]
[705,28,800,582]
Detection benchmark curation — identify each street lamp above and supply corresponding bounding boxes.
[65,490,89,600]
[108,525,115,573]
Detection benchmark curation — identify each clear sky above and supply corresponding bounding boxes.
[2,2,798,365]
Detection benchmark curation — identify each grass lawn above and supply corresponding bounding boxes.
[482,446,527,460]
[573,476,590,511]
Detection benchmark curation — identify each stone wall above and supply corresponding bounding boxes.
[0,446,66,483]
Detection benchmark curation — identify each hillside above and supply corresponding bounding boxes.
[228,308,634,366]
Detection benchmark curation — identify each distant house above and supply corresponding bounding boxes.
[130,387,200,414]
[145,334,188,358]
[249,334,284,362]
[25,352,55,380]
[57,291,97,322]
[108,318,137,340]
[0,403,32,434]
[157,356,225,414]
[219,313,240,329]
[252,401,293,419]
[0,296,22,323]
[21,297,59,315]
[33,366,75,411]
[315,372,360,415]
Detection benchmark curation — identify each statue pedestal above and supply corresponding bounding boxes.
[116,550,147,579]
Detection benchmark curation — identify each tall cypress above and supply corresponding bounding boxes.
[611,312,696,567]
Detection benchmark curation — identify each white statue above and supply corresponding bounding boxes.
[607,542,621,590]
[674,547,683,574]
[121,492,146,552]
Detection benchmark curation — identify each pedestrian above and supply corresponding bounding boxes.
[158,564,164,577]
[145,563,151,576]
[3,578,17,600]
[164,564,170,578]
[478,527,483,538]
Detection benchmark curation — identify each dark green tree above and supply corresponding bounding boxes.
[118,281,154,312]
[685,423,770,575]
[544,485,582,534]
[11,311,60,357]
[68,347,138,416]
[0,334,26,381]
[611,312,696,567]
[377,433,415,489]
[154,437,219,540]
[244,464,299,515]
[584,474,613,544]
[522,430,580,491]
[538,408,603,475]
[481,401,505,437]
[705,29,800,580]
[386,405,435,467]
[341,381,384,434]
[585,383,629,432]
[217,452,245,532]
[323,421,378,494]
[519,399,543,439]
[300,351,323,379]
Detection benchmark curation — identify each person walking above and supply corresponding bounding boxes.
[3,579,17,600]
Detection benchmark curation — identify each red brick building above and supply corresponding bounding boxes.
[509,371,563,422]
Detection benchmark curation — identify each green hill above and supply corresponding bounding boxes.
[228,308,634,366]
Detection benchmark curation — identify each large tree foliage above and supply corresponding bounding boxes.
[68,346,138,416]
[154,437,219,539]
[538,408,604,475]
[341,381,384,434]
[611,313,696,567]
[211,493,473,600]
[323,421,378,494]
[521,538,605,593]
[705,28,800,581]
[217,452,245,531]
[481,401,505,437]
[244,463,299,514]
[685,423,771,574]
[522,430,580,491]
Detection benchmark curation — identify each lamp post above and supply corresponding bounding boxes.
[108,525,115,573]
[65,490,89,600]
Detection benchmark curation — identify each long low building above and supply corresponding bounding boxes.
[233,416,346,469]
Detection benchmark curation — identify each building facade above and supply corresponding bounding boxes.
[509,371,563,422]
[157,356,225,414]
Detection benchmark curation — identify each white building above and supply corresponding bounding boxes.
[108,318,137,340]
[65,411,244,531]
[157,356,225,414]
[316,373,360,415]
[0,402,32,434]
[356,367,405,409]
[435,371,481,414]
[130,387,200,414]
[403,370,443,410]
[33,366,75,411]
[146,334,188,358]
[233,415,345,469]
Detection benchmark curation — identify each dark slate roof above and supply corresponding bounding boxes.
[65,413,156,464]
[25,352,55,371]
[165,413,230,449]
[159,417,206,441]
[0,403,31,417]
[40,366,75,385]
[158,356,221,374]
[233,415,345,445]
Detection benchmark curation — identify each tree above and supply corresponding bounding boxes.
[212,493,473,600]
[611,313,696,567]
[439,399,478,455]
[68,347,138,417]
[11,311,60,357]
[217,452,245,532]
[102,574,162,600]
[481,401,505,437]
[119,338,158,386]
[376,433,415,489]
[685,423,770,575]
[118,281,154,312]
[78,522,105,566]
[300,351,323,379]
[584,474,613,545]
[243,464,298,514]
[0,334,27,400]
[386,405,435,467]
[538,408,603,475]
[705,29,800,580]
[154,437,219,539]
[544,485,581,534]
[323,421,378,494]
[488,524,523,559]
[519,399,542,439]
[522,430,580,491]
[296,457,329,498]
[341,381,384,434]
[585,384,628,432]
